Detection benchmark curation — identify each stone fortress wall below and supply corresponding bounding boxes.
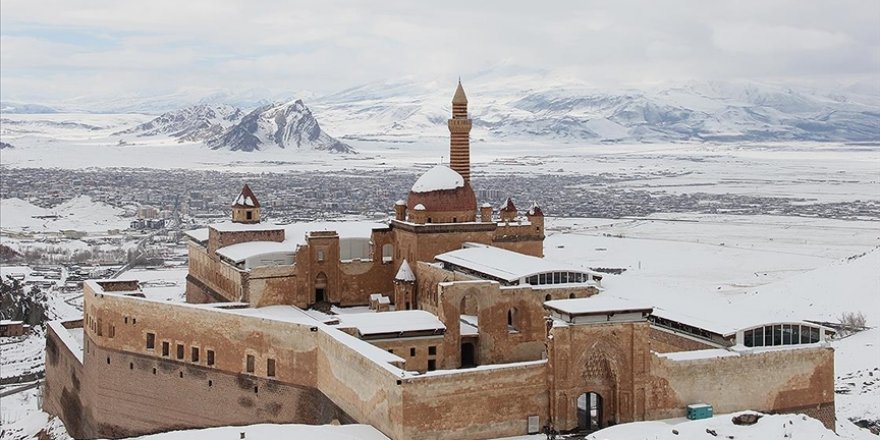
[45,279,835,439]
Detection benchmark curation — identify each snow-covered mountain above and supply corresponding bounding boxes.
[208,100,353,153]
[115,104,244,142]
[310,76,880,144]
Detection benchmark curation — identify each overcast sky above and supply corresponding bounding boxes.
[1,0,878,103]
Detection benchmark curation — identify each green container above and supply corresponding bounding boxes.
[686,403,713,420]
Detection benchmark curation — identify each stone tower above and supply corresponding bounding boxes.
[231,184,261,224]
[448,80,473,185]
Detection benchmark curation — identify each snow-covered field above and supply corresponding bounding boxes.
[0,196,131,233]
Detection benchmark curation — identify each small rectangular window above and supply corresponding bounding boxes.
[410,347,416,357]
[428,346,437,356]
[207,350,215,366]
[146,333,155,349]
[191,347,200,363]
[162,341,170,357]
[177,344,184,360]
[267,358,276,377]
[246,354,255,373]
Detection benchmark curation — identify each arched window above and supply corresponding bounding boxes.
[545,294,552,302]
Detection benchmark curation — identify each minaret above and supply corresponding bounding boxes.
[448,80,473,185]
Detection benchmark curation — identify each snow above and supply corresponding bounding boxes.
[125,423,390,440]
[336,310,445,336]
[226,305,319,326]
[545,296,652,316]
[395,260,415,281]
[46,321,82,363]
[0,196,130,232]
[208,222,283,232]
[184,228,209,242]
[833,327,880,433]
[216,241,292,263]
[436,244,598,283]
[657,348,740,362]
[210,220,386,264]
[413,204,426,210]
[577,411,839,440]
[410,165,464,193]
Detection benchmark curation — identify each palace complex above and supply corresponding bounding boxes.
[44,82,835,440]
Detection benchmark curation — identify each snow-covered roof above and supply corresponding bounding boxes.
[435,244,599,283]
[231,184,260,208]
[184,228,209,243]
[213,221,385,263]
[336,310,445,337]
[545,295,653,316]
[410,165,464,193]
[657,348,739,362]
[395,260,415,281]
[650,306,828,337]
[216,241,292,263]
[209,222,283,232]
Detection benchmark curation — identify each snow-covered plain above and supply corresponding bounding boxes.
[2,113,879,207]
[0,196,131,233]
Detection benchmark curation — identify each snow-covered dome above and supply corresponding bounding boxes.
[410,165,464,193]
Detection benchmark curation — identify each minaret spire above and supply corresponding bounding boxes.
[448,79,472,184]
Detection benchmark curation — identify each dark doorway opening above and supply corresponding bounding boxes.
[577,392,603,432]
[315,272,328,303]
[461,342,475,368]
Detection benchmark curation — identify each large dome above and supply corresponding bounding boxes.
[407,165,477,216]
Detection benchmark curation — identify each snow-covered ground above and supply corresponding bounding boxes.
[125,423,390,439]
[0,196,131,233]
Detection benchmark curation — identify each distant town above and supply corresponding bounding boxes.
[2,167,877,228]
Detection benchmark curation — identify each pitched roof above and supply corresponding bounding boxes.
[527,202,544,217]
[499,197,516,212]
[232,184,260,208]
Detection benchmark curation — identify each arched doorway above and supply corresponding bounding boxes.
[461,342,475,368]
[315,272,328,303]
[576,392,603,432]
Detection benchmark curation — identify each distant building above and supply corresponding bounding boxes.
[137,206,160,219]
[0,320,30,337]
[44,82,835,440]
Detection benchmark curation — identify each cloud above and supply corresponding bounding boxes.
[713,23,852,54]
[1,0,877,103]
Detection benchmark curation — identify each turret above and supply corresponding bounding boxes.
[499,197,517,223]
[527,202,544,230]
[231,184,261,224]
[394,200,407,221]
[393,260,416,310]
[480,203,493,222]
